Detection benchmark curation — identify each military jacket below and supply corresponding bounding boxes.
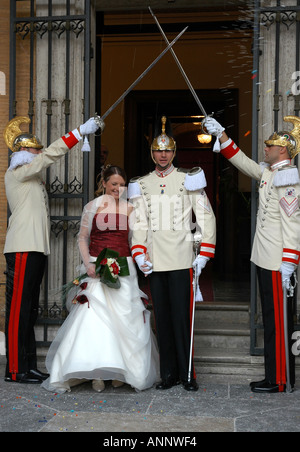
[128,165,216,272]
[4,131,79,255]
[221,139,300,271]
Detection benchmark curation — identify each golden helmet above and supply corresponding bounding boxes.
[3,116,43,152]
[264,115,300,159]
[150,116,176,163]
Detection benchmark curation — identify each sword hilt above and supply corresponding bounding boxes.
[201,113,214,134]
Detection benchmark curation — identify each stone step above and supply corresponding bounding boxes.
[194,348,264,377]
[194,348,300,377]
[193,302,251,350]
[194,301,250,325]
[194,323,250,350]
[192,302,252,375]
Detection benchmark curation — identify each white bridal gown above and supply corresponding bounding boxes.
[42,204,160,393]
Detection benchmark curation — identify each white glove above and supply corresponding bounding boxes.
[192,255,209,277]
[195,284,203,302]
[80,116,105,135]
[203,117,225,138]
[280,262,296,289]
[203,117,225,152]
[135,254,153,276]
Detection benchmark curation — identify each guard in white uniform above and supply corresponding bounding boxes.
[128,116,216,391]
[3,115,104,384]
[204,115,300,393]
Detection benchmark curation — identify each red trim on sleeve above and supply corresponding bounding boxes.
[61,131,79,149]
[282,248,300,265]
[221,141,240,159]
[199,243,216,259]
[131,245,147,259]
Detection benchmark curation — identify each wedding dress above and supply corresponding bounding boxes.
[42,197,160,393]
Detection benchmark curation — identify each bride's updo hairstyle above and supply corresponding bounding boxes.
[95,165,127,197]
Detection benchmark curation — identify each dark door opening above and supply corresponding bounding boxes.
[124,88,250,302]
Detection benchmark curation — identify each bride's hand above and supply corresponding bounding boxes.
[87,263,96,278]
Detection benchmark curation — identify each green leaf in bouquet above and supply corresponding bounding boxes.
[100,263,121,289]
[117,256,130,277]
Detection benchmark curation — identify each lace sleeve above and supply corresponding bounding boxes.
[77,199,98,270]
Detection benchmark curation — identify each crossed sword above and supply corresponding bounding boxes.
[93,7,209,126]
[95,9,209,383]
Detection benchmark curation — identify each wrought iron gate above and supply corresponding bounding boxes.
[9,0,92,346]
[250,0,300,354]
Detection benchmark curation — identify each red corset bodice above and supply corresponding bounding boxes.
[89,213,131,257]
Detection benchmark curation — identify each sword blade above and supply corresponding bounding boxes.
[188,268,197,383]
[283,285,292,393]
[101,26,188,121]
[149,6,208,118]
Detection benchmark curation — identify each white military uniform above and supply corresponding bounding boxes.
[129,165,216,269]
[4,137,75,256]
[128,164,216,385]
[4,130,81,381]
[220,138,300,390]
[220,139,300,270]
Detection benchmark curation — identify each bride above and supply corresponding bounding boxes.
[42,166,160,393]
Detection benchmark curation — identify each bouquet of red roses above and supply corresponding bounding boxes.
[61,248,130,303]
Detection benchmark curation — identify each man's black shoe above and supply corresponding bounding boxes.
[182,379,199,392]
[251,380,291,393]
[4,372,41,384]
[250,378,267,389]
[156,379,180,390]
[30,369,49,381]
